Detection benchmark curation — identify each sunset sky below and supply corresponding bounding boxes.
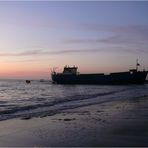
[0,1,148,79]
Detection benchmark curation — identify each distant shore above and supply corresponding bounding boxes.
[0,95,148,146]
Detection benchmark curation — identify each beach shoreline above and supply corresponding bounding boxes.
[0,95,148,146]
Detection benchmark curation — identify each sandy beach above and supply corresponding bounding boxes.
[0,95,148,147]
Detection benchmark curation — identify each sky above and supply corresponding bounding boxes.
[0,1,148,79]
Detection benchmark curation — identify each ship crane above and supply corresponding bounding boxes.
[136,59,140,71]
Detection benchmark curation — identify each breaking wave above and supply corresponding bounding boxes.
[0,80,148,120]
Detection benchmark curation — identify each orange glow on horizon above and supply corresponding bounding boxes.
[0,63,50,79]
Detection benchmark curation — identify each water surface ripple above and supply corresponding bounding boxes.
[0,79,148,120]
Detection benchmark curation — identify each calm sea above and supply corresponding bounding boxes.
[0,79,148,121]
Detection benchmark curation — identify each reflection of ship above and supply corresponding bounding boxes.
[51,61,148,85]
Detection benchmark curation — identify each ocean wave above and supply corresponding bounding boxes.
[0,88,128,121]
[0,80,148,121]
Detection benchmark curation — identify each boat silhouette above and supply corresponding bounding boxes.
[51,61,147,85]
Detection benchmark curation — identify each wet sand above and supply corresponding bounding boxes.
[0,95,148,146]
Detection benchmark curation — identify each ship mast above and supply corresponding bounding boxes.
[136,59,140,71]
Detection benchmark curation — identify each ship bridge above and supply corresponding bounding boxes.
[63,66,78,74]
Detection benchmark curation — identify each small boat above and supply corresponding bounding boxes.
[26,80,31,84]
[40,79,46,82]
[51,61,148,85]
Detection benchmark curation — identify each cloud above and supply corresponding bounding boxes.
[64,39,100,44]
[0,48,103,57]
[63,24,148,53]
[1,25,148,57]
[18,49,43,56]
[52,49,101,54]
[0,49,43,56]
[80,24,148,36]
[1,45,147,58]
[3,58,52,63]
[66,24,148,44]
[99,25,148,44]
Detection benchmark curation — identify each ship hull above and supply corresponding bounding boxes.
[52,71,148,85]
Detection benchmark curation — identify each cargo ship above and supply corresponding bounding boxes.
[51,62,148,85]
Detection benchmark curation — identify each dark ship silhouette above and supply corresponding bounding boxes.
[51,61,147,85]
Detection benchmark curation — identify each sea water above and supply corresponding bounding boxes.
[0,79,148,121]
